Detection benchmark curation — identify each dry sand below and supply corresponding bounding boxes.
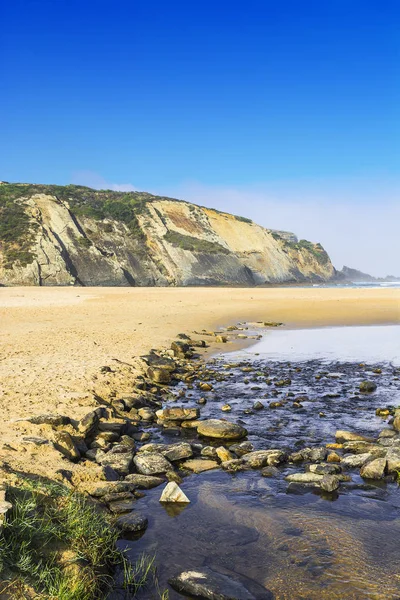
[0,286,399,481]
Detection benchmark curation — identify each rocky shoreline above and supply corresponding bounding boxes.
[1,322,400,599]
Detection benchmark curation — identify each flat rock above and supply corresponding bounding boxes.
[169,567,256,600]
[115,512,148,533]
[159,482,190,503]
[197,419,248,440]
[156,407,200,421]
[182,459,219,473]
[84,481,136,497]
[124,474,165,489]
[335,430,373,443]
[285,472,323,484]
[25,414,70,427]
[341,453,372,468]
[108,499,137,513]
[133,453,172,475]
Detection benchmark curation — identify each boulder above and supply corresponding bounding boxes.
[115,512,148,533]
[124,474,165,489]
[159,482,190,503]
[260,466,280,477]
[169,567,256,600]
[156,407,199,421]
[309,447,328,462]
[133,453,172,475]
[197,419,248,440]
[84,481,136,497]
[171,341,192,359]
[78,409,105,438]
[360,457,387,479]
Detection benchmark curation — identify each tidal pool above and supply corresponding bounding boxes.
[120,325,400,599]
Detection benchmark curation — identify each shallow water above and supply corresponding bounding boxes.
[121,325,400,599]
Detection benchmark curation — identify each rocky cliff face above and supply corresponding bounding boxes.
[0,183,336,286]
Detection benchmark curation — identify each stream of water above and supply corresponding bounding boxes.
[120,325,400,599]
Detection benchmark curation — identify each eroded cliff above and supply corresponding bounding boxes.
[0,183,336,286]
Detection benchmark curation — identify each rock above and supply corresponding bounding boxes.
[98,421,126,435]
[84,481,136,497]
[162,443,193,462]
[285,473,323,484]
[53,431,81,462]
[138,408,155,421]
[124,474,165,489]
[393,415,400,432]
[320,475,340,492]
[215,335,227,343]
[85,448,106,463]
[182,459,219,473]
[221,404,231,412]
[78,409,104,438]
[115,512,148,533]
[199,383,213,392]
[360,457,387,479]
[327,452,341,463]
[108,499,138,513]
[288,448,311,463]
[335,430,373,443]
[221,459,247,472]
[309,447,328,463]
[253,401,264,410]
[342,442,385,456]
[386,448,400,473]
[308,463,341,475]
[169,567,256,600]
[201,446,219,459]
[132,432,151,442]
[197,419,248,440]
[341,453,373,468]
[260,466,279,477]
[242,450,285,469]
[159,482,190,503]
[147,366,171,384]
[133,453,172,475]
[21,436,48,446]
[359,380,377,393]
[156,407,200,421]
[216,447,234,462]
[230,441,254,457]
[26,414,70,427]
[171,341,192,359]
[100,451,134,476]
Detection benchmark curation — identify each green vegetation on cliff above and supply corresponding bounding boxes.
[164,231,230,254]
[0,185,38,268]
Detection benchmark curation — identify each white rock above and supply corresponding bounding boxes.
[159,482,190,503]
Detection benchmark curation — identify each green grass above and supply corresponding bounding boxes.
[164,231,230,254]
[0,476,167,600]
[0,185,38,268]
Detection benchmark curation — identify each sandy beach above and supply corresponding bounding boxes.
[0,286,399,481]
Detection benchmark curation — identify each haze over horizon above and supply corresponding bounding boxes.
[2,1,399,277]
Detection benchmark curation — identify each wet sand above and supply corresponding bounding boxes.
[0,286,398,480]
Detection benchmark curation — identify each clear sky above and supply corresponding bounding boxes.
[1,0,399,276]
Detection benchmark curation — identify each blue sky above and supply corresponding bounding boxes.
[1,0,399,275]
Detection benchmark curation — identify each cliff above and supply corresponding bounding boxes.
[0,183,336,286]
